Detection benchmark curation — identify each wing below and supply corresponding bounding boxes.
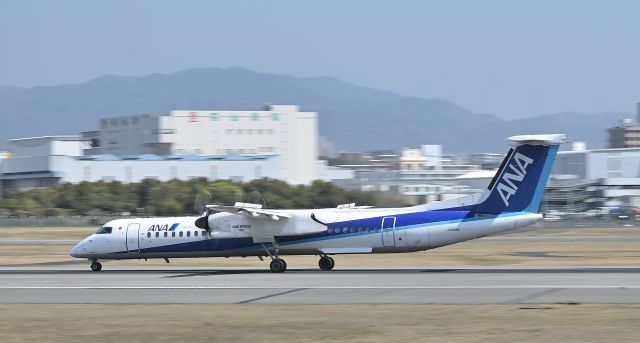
[206,202,291,221]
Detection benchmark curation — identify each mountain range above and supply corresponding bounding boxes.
[0,67,630,153]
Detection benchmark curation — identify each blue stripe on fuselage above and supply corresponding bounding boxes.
[110,210,529,255]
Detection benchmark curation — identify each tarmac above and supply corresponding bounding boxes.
[1,266,638,304]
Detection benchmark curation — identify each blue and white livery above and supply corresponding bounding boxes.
[71,134,566,272]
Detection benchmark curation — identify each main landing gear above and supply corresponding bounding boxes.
[269,258,287,273]
[90,260,102,272]
[259,243,337,273]
[261,243,287,273]
[318,256,335,271]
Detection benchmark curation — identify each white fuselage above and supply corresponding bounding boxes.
[70,209,542,260]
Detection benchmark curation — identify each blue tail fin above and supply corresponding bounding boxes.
[473,134,565,214]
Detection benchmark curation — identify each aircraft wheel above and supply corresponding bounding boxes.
[90,261,102,272]
[319,256,334,271]
[270,259,287,273]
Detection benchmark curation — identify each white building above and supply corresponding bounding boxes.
[86,105,318,184]
[0,136,282,194]
[553,146,640,206]
[399,148,426,171]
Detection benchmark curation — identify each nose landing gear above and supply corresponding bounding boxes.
[318,256,335,271]
[90,260,102,272]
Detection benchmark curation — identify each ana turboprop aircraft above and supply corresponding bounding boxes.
[70,134,566,272]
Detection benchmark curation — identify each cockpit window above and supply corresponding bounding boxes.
[96,227,112,234]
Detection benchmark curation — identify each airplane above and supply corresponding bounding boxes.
[70,134,566,273]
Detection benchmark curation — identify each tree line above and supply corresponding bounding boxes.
[0,178,406,217]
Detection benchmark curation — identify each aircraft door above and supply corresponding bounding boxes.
[381,217,396,247]
[126,223,140,253]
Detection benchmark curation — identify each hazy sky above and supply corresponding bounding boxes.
[1,0,638,118]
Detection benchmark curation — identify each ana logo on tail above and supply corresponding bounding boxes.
[496,152,534,206]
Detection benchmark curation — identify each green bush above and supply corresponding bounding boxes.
[43,208,65,217]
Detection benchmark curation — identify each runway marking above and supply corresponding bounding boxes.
[0,286,637,290]
[504,288,563,303]
[237,288,307,304]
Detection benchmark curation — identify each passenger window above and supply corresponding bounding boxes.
[201,230,206,236]
[96,227,112,234]
[194,231,198,237]
[335,228,341,234]
[155,232,159,238]
[187,231,191,237]
[172,232,176,237]
[147,232,151,238]
[350,228,355,233]
[358,227,364,233]
[164,232,168,237]
[179,231,183,237]
[328,228,333,234]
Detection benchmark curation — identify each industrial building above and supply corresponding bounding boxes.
[0,136,281,194]
[83,105,318,184]
[552,144,640,207]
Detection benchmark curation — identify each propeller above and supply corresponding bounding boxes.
[194,189,213,231]
[247,191,267,209]
[193,189,212,215]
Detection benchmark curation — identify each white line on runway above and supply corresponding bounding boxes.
[0,286,637,289]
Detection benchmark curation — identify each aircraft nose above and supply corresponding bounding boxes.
[70,241,83,257]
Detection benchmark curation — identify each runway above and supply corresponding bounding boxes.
[1,267,638,304]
